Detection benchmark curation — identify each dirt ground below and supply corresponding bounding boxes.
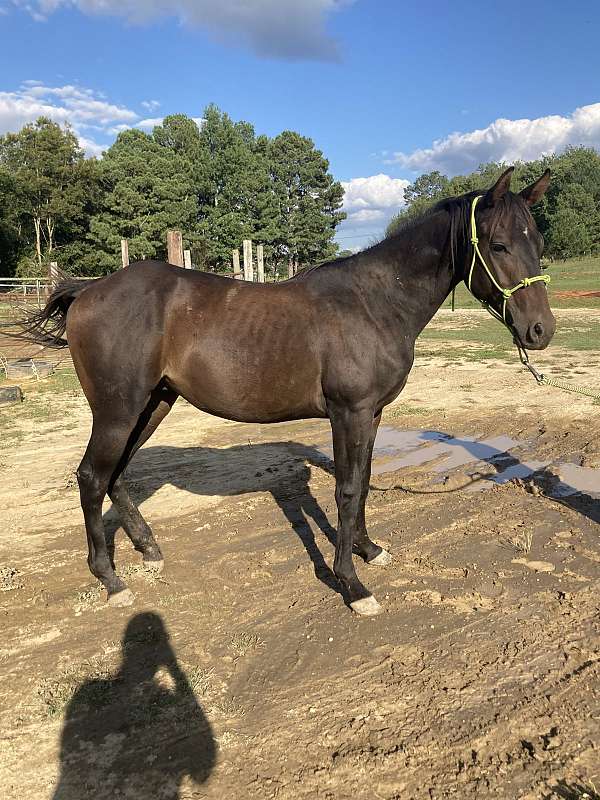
[1,313,599,799]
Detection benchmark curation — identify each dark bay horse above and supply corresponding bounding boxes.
[26,167,555,615]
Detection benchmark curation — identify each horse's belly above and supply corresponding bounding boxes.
[167,348,327,423]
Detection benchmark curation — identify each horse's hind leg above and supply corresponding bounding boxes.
[108,386,178,571]
[77,412,144,606]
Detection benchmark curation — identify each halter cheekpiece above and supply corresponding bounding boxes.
[466,194,550,323]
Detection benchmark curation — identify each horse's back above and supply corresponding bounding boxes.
[66,261,328,422]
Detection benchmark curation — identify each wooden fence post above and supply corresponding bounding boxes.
[183,250,192,269]
[256,244,265,283]
[48,261,59,290]
[120,239,129,268]
[167,230,184,267]
[243,239,254,282]
[288,256,294,279]
[232,249,242,279]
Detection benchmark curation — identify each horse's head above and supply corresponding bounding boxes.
[467,167,555,350]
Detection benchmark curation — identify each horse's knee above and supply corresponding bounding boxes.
[335,477,362,512]
[77,462,106,505]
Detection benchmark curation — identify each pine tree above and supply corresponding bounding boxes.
[87,129,199,272]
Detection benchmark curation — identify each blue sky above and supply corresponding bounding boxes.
[2,0,600,249]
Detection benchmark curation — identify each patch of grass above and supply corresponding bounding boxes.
[30,368,82,396]
[187,666,215,696]
[229,632,264,657]
[36,658,114,717]
[443,255,600,310]
[0,565,23,591]
[509,529,533,555]
[386,403,430,418]
[419,304,600,360]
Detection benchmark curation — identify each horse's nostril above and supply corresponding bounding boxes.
[533,322,544,338]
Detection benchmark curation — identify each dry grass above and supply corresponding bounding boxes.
[509,529,533,554]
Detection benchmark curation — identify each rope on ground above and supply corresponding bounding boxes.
[537,374,600,401]
[516,342,600,401]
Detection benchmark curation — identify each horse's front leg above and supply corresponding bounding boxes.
[352,411,393,567]
[329,404,383,616]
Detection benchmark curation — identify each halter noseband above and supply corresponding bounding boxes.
[466,194,550,324]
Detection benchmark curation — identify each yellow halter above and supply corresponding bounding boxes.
[466,194,550,324]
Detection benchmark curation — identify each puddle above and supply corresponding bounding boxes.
[370,430,523,475]
[551,462,600,499]
[315,426,600,500]
[466,460,549,492]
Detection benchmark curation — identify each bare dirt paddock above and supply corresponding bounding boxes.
[1,318,599,800]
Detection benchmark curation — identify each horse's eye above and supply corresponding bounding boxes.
[491,242,507,253]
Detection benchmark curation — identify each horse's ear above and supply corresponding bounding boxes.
[519,169,551,206]
[484,167,514,207]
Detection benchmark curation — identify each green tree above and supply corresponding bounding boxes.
[0,167,20,276]
[269,130,345,269]
[403,170,450,208]
[0,117,93,269]
[548,207,592,258]
[193,106,280,270]
[87,129,199,273]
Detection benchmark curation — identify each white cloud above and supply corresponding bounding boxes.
[13,0,352,61]
[0,82,139,155]
[136,115,204,131]
[342,173,409,214]
[136,116,164,130]
[141,99,160,112]
[392,102,600,176]
[0,81,211,154]
[336,173,409,250]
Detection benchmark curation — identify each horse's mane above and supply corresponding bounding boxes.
[293,188,535,281]
[383,189,535,275]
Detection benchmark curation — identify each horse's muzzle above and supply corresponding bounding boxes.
[522,313,556,350]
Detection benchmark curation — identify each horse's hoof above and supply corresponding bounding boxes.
[108,588,135,608]
[368,549,393,567]
[350,595,383,616]
[143,559,164,574]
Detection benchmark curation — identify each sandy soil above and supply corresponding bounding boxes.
[1,321,599,800]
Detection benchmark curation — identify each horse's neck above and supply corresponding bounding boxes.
[351,211,460,337]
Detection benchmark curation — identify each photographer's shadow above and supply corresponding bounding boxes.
[53,612,215,800]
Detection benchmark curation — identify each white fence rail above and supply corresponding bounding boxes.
[0,277,49,306]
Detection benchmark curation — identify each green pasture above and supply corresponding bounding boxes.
[443,255,600,310]
[418,312,600,363]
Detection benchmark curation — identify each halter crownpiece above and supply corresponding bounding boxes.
[466,194,550,324]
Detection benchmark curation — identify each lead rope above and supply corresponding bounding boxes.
[457,195,600,403]
[516,343,600,400]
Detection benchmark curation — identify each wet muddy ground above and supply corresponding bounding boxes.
[1,318,599,799]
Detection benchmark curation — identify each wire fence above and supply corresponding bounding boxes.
[0,278,78,381]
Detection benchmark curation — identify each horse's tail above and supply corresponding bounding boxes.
[18,279,95,348]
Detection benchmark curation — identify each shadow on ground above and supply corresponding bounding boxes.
[102,433,598,599]
[105,441,342,595]
[52,612,215,800]
[544,780,600,799]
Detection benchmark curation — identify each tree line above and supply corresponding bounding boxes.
[387,147,600,260]
[2,107,599,279]
[0,105,346,278]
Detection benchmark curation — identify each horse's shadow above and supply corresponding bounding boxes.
[103,433,598,599]
[52,612,216,800]
[397,431,600,526]
[104,440,341,593]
